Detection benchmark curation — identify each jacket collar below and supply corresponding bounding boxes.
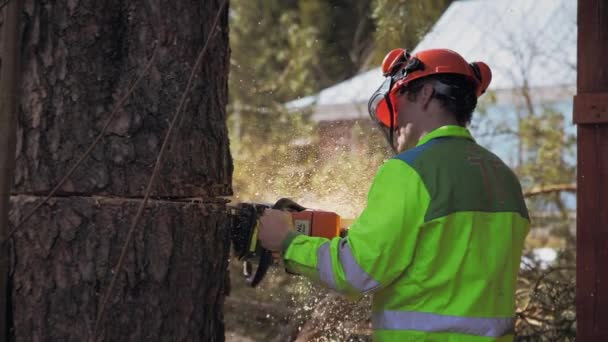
[416,125,475,147]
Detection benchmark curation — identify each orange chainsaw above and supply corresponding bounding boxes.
[228,198,347,287]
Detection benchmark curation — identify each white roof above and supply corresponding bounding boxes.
[287,0,576,121]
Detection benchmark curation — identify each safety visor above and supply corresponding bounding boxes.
[368,48,412,128]
[367,77,397,128]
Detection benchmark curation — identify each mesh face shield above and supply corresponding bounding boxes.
[367,49,413,154]
[368,77,398,153]
[368,77,394,127]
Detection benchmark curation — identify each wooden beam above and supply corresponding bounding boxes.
[576,0,608,340]
[573,93,608,124]
[0,0,23,340]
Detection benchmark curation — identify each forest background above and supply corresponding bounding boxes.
[226,1,575,341]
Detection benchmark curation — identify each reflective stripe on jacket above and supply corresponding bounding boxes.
[282,125,530,341]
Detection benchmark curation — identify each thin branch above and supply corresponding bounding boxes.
[2,44,159,247]
[92,1,228,340]
[536,269,572,291]
[524,183,576,197]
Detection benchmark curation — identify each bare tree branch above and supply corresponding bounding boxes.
[524,183,576,197]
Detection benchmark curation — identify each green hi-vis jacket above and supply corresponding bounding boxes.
[281,125,530,341]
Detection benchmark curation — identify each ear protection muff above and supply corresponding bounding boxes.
[469,61,492,96]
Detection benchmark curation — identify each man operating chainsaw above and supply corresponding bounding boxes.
[258,48,530,341]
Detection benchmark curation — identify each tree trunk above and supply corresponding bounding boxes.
[10,0,232,341]
[9,196,230,341]
[0,1,24,341]
[14,0,232,198]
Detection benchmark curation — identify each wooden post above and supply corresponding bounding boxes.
[574,0,608,340]
[0,0,23,340]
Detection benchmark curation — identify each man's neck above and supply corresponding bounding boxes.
[416,116,460,142]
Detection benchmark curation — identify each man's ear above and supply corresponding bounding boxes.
[419,83,435,109]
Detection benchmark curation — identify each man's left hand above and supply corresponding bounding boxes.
[258,209,292,251]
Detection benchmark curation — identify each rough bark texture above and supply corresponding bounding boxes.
[10,0,232,341]
[15,0,232,197]
[9,196,230,341]
[1,1,24,340]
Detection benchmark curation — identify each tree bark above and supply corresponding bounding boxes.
[14,0,232,198]
[10,0,232,341]
[10,196,230,341]
[0,0,24,340]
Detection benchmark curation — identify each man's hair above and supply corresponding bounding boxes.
[399,74,478,126]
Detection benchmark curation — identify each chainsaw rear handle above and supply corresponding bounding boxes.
[272,198,307,212]
[244,247,273,287]
[245,198,306,287]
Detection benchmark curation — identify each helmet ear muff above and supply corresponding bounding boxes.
[382,48,411,76]
[469,61,492,96]
[469,63,482,80]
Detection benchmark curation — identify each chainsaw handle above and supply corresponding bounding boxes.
[246,198,306,288]
[246,248,273,287]
[272,198,307,212]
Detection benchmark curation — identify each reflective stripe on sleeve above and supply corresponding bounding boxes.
[317,242,336,288]
[372,311,515,337]
[317,239,380,292]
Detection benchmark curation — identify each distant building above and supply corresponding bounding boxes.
[286,0,576,164]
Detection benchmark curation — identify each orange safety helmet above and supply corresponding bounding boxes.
[368,48,492,152]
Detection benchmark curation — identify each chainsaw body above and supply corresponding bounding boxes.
[229,198,343,287]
